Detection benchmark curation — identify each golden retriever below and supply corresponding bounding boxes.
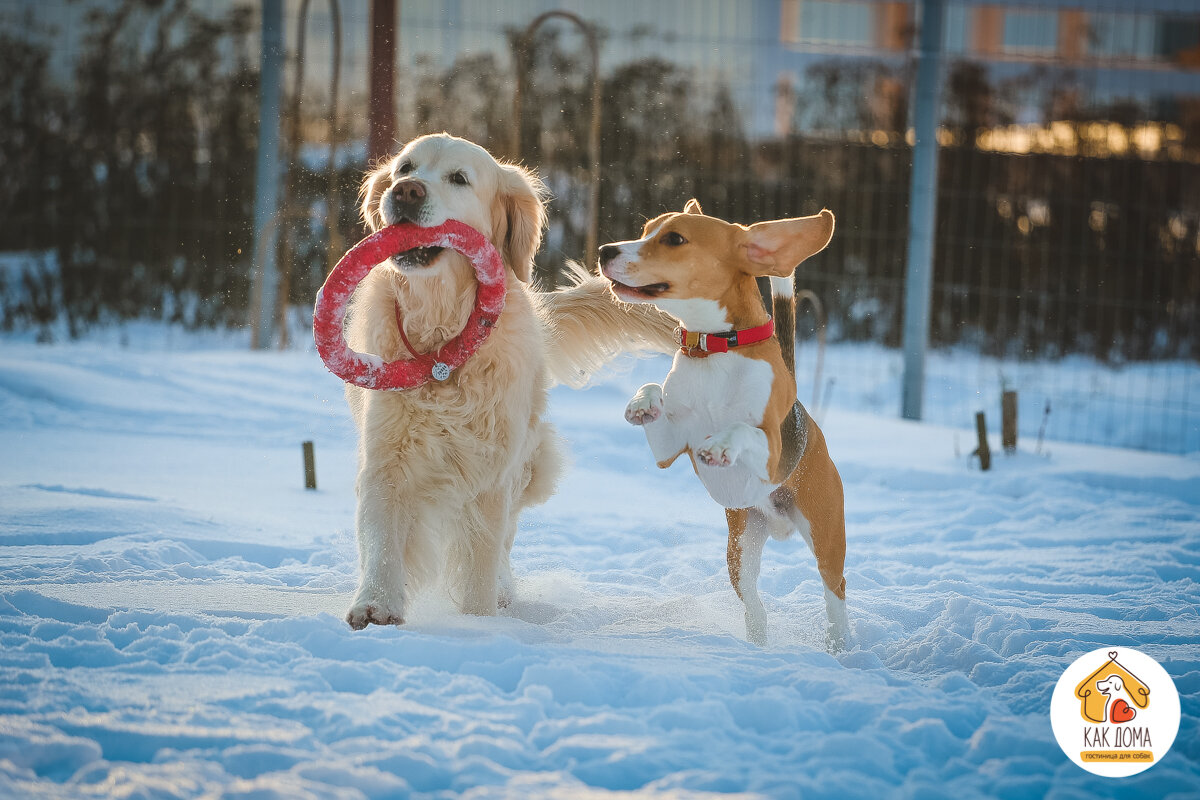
[343,133,673,629]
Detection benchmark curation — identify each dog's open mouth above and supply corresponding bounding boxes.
[608,279,670,299]
[390,246,444,270]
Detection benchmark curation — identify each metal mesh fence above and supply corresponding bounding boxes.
[1,0,1198,452]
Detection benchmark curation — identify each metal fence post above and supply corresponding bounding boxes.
[250,0,285,349]
[901,0,946,420]
[512,11,602,277]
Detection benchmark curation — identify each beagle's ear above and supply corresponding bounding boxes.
[740,209,835,278]
[491,163,547,283]
[683,198,704,215]
[358,159,393,233]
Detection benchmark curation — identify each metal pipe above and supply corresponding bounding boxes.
[901,0,946,420]
[512,11,602,276]
[796,289,826,411]
[275,0,343,349]
[250,0,284,349]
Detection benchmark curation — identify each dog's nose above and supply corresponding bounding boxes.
[385,178,427,223]
[394,179,426,204]
[598,244,620,266]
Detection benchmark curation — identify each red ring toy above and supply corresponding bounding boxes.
[313,220,505,391]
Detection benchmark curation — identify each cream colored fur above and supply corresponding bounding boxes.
[343,133,674,629]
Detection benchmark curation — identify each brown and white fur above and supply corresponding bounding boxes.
[344,133,675,629]
[599,199,848,649]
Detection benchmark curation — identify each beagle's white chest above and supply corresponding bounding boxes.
[661,351,776,508]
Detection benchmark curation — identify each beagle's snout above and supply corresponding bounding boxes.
[385,178,428,223]
[598,244,621,267]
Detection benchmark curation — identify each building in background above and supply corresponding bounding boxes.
[8,1,1199,150]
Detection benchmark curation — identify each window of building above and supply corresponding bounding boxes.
[1002,9,1058,56]
[1156,16,1200,64]
[793,1,875,47]
[944,3,969,54]
[1088,12,1157,60]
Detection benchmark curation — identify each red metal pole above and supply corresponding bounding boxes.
[368,0,397,164]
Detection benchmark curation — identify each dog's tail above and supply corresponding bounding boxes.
[770,275,797,378]
[535,262,677,388]
[770,274,828,409]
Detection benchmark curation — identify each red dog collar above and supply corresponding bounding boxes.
[675,318,775,357]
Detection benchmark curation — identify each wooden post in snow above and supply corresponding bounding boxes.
[302,441,317,490]
[974,412,991,471]
[1001,390,1018,454]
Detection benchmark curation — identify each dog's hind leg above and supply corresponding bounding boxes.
[779,446,848,649]
[726,507,771,646]
[519,421,564,509]
[498,423,564,609]
[459,489,513,616]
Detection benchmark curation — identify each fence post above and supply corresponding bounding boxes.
[250,0,285,350]
[302,441,317,490]
[368,0,397,165]
[1001,390,1018,453]
[901,0,946,420]
[974,412,991,471]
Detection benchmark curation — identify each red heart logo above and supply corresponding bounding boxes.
[1110,699,1136,723]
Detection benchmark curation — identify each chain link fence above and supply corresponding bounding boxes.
[2,0,1197,451]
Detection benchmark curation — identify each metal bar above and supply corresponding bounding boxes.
[274,0,342,349]
[250,0,285,349]
[901,0,945,419]
[326,2,343,268]
[511,11,602,277]
[584,25,601,272]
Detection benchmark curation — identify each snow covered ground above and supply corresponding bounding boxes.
[1,329,1197,799]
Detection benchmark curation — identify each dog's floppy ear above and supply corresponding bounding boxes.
[359,159,392,233]
[683,198,703,215]
[491,163,547,283]
[740,209,835,277]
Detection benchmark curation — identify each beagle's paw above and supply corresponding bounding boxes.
[697,434,739,467]
[625,384,664,426]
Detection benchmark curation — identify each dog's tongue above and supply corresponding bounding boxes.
[612,279,669,298]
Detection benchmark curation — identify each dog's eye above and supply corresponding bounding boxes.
[663,231,687,246]
[396,161,413,176]
[447,170,470,186]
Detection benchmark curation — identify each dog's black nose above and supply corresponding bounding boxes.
[393,178,425,204]
[385,178,427,224]
[598,244,620,266]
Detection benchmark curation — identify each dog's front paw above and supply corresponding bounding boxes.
[346,591,406,630]
[625,384,664,426]
[697,436,736,467]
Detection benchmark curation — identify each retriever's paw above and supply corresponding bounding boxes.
[625,384,664,426]
[346,592,406,630]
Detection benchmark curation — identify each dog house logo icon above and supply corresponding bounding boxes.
[1051,647,1181,778]
[1075,651,1149,725]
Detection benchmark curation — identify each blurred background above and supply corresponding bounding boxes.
[1,0,1198,453]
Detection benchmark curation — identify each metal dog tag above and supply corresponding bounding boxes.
[432,362,452,381]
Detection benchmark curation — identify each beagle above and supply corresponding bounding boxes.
[600,199,847,649]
